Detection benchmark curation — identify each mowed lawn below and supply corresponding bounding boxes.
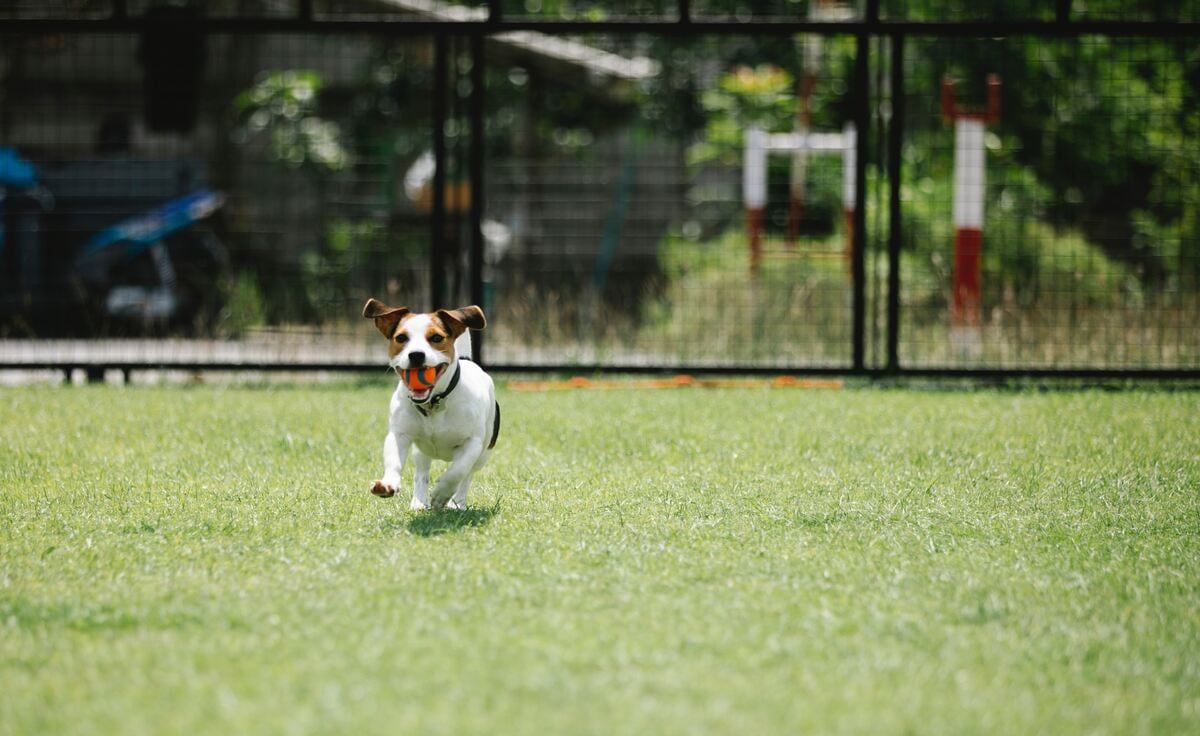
[1,383,1198,735]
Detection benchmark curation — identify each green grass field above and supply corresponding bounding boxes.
[2,383,1198,735]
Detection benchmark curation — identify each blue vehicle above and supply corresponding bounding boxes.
[0,148,228,335]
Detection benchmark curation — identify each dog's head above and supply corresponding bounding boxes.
[363,298,486,403]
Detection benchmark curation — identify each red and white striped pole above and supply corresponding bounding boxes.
[787,77,813,247]
[744,127,768,275]
[745,125,854,276]
[842,122,857,272]
[942,74,1001,328]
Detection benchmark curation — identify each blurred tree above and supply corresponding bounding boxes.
[233,70,349,173]
[690,64,796,165]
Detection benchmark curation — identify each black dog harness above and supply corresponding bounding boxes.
[411,359,501,449]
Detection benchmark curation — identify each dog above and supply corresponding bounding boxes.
[363,298,499,510]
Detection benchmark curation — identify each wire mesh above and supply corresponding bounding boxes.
[498,1,675,20]
[897,35,1200,370]
[0,2,113,20]
[0,4,1197,376]
[314,0,486,21]
[126,1,302,17]
[0,31,433,367]
[689,1,864,22]
[1073,1,1200,22]
[878,2,1055,21]
[481,33,861,368]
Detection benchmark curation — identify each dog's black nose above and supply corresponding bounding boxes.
[408,351,425,366]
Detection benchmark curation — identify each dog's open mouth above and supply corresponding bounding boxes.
[396,363,448,403]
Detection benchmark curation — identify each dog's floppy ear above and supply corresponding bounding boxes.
[436,305,486,337]
[362,298,410,338]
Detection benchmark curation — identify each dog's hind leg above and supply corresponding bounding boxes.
[411,446,432,510]
[430,438,484,510]
[447,448,490,510]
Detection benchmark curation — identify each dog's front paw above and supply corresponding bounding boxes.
[444,499,467,511]
[410,496,428,511]
[370,480,397,498]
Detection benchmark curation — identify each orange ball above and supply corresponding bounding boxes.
[403,366,438,389]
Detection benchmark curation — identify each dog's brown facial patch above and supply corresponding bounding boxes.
[427,315,457,362]
[387,312,418,360]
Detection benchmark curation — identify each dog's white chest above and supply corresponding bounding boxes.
[408,412,472,461]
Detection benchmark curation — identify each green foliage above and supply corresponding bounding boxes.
[646,227,853,363]
[500,0,665,19]
[2,386,1199,733]
[342,43,436,167]
[234,70,349,173]
[344,39,631,167]
[906,35,1200,283]
[646,214,1193,367]
[691,64,796,166]
[299,218,386,320]
[676,31,1199,289]
[216,271,266,337]
[516,0,606,19]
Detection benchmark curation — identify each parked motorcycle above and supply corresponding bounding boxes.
[0,147,229,336]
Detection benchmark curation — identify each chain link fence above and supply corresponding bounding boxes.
[1,1,1197,378]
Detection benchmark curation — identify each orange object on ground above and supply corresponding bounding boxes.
[509,375,843,392]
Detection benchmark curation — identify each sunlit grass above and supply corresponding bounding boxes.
[1,383,1198,734]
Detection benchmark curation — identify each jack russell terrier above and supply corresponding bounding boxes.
[363,298,500,510]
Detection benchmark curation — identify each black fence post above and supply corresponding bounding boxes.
[431,34,449,311]
[886,33,904,373]
[469,32,486,365]
[852,1,876,372]
[1056,0,1070,25]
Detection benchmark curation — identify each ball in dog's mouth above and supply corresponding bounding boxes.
[398,364,447,403]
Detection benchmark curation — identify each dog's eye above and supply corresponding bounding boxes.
[394,333,408,343]
[430,334,445,344]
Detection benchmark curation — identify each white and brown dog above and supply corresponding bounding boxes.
[363,298,499,510]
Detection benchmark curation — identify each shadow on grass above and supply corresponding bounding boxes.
[389,500,501,537]
[790,510,850,531]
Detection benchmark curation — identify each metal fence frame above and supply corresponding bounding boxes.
[3,0,1199,380]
